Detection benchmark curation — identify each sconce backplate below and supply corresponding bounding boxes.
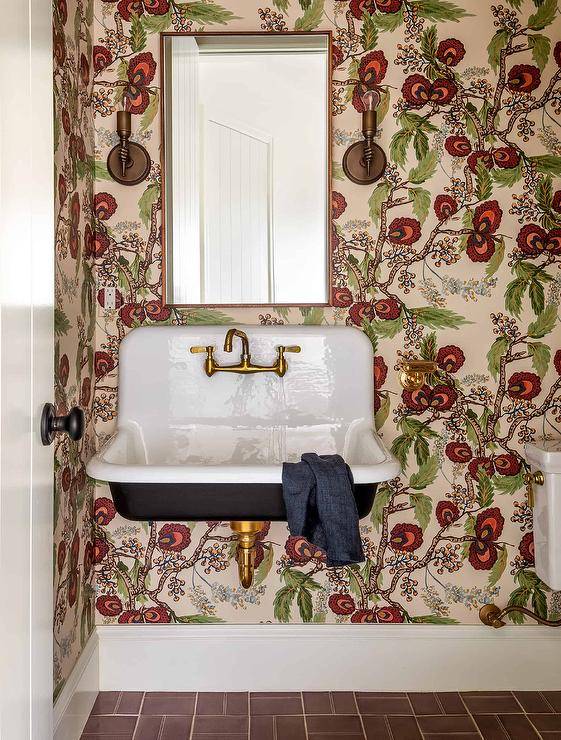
[107,142,151,186]
[343,141,386,185]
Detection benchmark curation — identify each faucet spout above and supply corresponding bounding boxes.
[224,328,250,357]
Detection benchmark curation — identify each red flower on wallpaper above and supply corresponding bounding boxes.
[332,191,347,219]
[58,541,67,574]
[256,522,271,541]
[436,501,460,527]
[349,301,376,326]
[402,384,457,413]
[83,541,94,578]
[59,354,70,386]
[80,53,90,87]
[374,356,388,387]
[466,200,503,263]
[467,150,494,174]
[555,41,561,67]
[118,610,144,623]
[445,441,473,463]
[53,30,66,67]
[388,217,421,245]
[349,0,401,17]
[436,38,465,66]
[58,174,67,206]
[516,224,561,257]
[373,298,401,320]
[55,0,67,24]
[402,74,457,108]
[332,45,344,69]
[124,52,157,114]
[436,345,465,373]
[69,192,80,259]
[328,593,356,615]
[120,302,146,327]
[71,530,80,568]
[390,522,423,552]
[445,135,471,157]
[95,351,115,379]
[61,466,72,492]
[94,496,116,525]
[94,192,117,220]
[494,454,521,477]
[96,594,123,617]
[434,194,458,220]
[93,45,112,74]
[519,532,534,565]
[350,608,377,623]
[118,606,171,623]
[468,456,495,480]
[492,147,520,169]
[331,286,353,307]
[103,0,169,21]
[92,230,111,258]
[158,523,191,552]
[352,51,388,111]
[507,64,541,94]
[375,606,404,623]
[554,349,561,375]
[61,108,70,135]
[94,537,109,564]
[81,377,91,407]
[144,300,172,323]
[68,572,78,607]
[468,507,505,570]
[285,536,325,564]
[507,372,541,401]
[553,191,561,213]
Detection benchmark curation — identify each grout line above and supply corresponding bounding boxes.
[301,692,310,740]
[131,692,146,740]
[189,692,198,740]
[114,690,123,715]
[456,693,484,740]
[352,691,367,740]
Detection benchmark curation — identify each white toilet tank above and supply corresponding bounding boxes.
[526,438,561,590]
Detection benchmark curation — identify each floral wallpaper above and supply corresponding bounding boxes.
[53,0,97,697]
[86,0,561,631]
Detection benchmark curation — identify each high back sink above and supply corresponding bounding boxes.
[87,325,400,522]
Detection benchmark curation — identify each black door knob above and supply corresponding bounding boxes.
[41,403,85,446]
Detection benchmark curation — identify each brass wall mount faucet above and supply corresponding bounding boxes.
[398,360,438,391]
[190,328,301,377]
[230,521,264,588]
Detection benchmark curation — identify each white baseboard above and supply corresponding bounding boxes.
[97,624,561,692]
[54,631,99,740]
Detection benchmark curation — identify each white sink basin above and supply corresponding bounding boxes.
[87,325,400,521]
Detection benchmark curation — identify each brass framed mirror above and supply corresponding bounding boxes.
[160,31,332,308]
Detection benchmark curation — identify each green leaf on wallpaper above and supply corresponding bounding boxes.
[176,614,224,623]
[94,160,112,181]
[141,10,172,32]
[414,435,430,466]
[299,0,311,9]
[488,545,508,587]
[475,162,493,201]
[493,470,524,495]
[485,236,505,278]
[420,331,437,362]
[361,12,379,51]
[294,0,324,30]
[487,29,509,72]
[332,161,345,181]
[371,485,391,531]
[176,2,241,24]
[400,112,439,134]
[504,0,522,8]
[140,91,159,133]
[412,0,472,22]
[371,7,404,31]
[409,456,438,491]
[273,0,290,11]
[390,129,413,168]
[477,473,494,508]
[529,277,545,315]
[528,0,557,29]
[410,491,433,529]
[528,33,551,69]
[413,306,471,330]
[138,183,160,227]
[54,308,71,336]
[504,277,526,318]
[375,392,390,431]
[369,316,403,338]
[376,88,391,125]
[54,114,61,155]
[183,307,234,324]
[420,24,438,58]
[253,544,274,586]
[301,307,324,324]
[528,303,558,338]
[536,175,553,209]
[391,435,413,471]
[130,13,147,52]
[529,155,561,177]
[408,150,437,184]
[528,342,551,377]
[297,587,313,622]
[413,129,429,161]
[368,181,390,226]
[410,187,431,224]
[410,615,459,624]
[492,162,523,188]
[486,336,507,380]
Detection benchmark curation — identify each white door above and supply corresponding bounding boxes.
[0,0,54,737]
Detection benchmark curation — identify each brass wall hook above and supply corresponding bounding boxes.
[398,360,438,391]
[107,110,151,186]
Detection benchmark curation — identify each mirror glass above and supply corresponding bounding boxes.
[162,33,330,306]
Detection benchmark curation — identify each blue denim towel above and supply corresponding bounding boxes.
[281,453,365,567]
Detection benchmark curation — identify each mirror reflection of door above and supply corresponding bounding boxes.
[163,33,329,306]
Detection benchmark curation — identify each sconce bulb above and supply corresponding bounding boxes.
[360,89,381,111]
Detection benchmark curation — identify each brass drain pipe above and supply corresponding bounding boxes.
[230,521,263,589]
[479,603,561,628]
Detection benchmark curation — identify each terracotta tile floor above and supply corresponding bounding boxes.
[80,691,561,740]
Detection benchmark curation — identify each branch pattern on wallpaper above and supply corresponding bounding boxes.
[72,0,561,629]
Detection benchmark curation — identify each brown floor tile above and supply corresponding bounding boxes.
[132,716,162,740]
[249,716,273,740]
[116,693,144,715]
[513,691,553,713]
[498,714,540,739]
[83,715,138,735]
[196,693,224,715]
[543,693,561,712]
[193,715,248,734]
[141,693,195,716]
[417,714,477,733]
[82,736,132,740]
[408,693,442,715]
[462,692,514,697]
[423,735,480,739]
[250,693,302,715]
[276,715,307,740]
[303,692,333,714]
[386,715,421,740]
[91,692,121,715]
[307,715,364,734]
[356,692,407,697]
[438,692,468,715]
[356,695,412,715]
[527,713,561,731]
[332,692,358,714]
[161,716,192,739]
[225,693,248,715]
[308,736,364,740]
[542,734,561,739]
[192,736,246,740]
[472,715,509,739]
[362,715,391,740]
[461,694,521,714]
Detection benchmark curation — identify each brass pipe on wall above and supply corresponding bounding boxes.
[230,521,264,589]
[479,603,561,628]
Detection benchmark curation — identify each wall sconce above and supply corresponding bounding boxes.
[107,110,151,186]
[342,89,386,185]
